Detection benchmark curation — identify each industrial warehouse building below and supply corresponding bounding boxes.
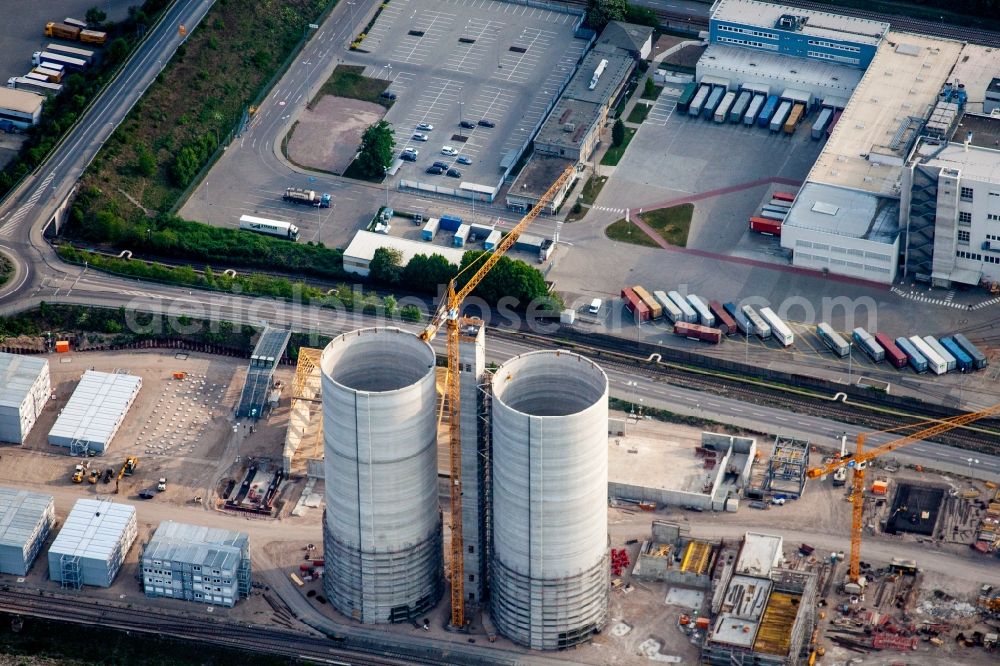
[0,487,55,576]
[0,88,44,129]
[341,230,466,278]
[141,521,251,607]
[47,370,142,454]
[0,353,50,445]
[48,499,137,588]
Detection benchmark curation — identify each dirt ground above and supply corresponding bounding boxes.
[286,96,385,174]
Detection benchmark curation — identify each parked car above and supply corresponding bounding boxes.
[379,90,397,100]
[459,120,476,129]
[456,155,472,165]
[432,161,449,170]
[400,150,417,161]
[416,122,433,131]
[440,146,458,156]
[477,119,495,128]
[412,132,428,141]
[426,166,444,174]
[446,168,462,178]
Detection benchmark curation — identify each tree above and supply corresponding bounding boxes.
[369,247,403,285]
[134,143,156,177]
[458,251,550,308]
[108,38,130,65]
[624,5,659,29]
[355,121,395,179]
[612,118,625,147]
[643,77,656,99]
[401,253,457,294]
[85,7,107,26]
[586,0,627,32]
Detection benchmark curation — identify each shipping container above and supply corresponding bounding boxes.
[952,333,987,369]
[768,198,792,209]
[874,332,907,369]
[783,102,805,134]
[453,224,471,247]
[749,217,782,236]
[654,290,684,323]
[923,336,956,372]
[743,93,765,126]
[688,84,711,117]
[686,295,715,327]
[632,285,662,320]
[32,66,62,83]
[714,91,736,123]
[759,307,792,346]
[761,205,789,217]
[703,86,725,120]
[63,17,89,29]
[667,291,698,323]
[769,101,792,132]
[852,327,885,363]
[742,305,771,339]
[439,214,462,232]
[484,229,502,250]
[759,210,787,222]
[811,107,833,139]
[621,288,651,322]
[757,95,779,128]
[708,300,737,336]
[909,336,946,375]
[940,337,973,372]
[676,82,698,113]
[23,72,49,83]
[895,337,928,373]
[826,110,842,138]
[729,90,752,123]
[817,323,849,357]
[772,191,796,203]
[724,302,752,335]
[421,217,439,241]
[673,321,722,344]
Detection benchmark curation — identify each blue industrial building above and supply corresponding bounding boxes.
[709,0,887,69]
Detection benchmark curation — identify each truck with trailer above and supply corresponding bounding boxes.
[874,332,908,368]
[708,300,737,335]
[714,91,736,123]
[769,101,792,132]
[32,51,86,71]
[23,72,51,84]
[45,22,107,45]
[923,336,956,373]
[817,323,849,357]
[951,333,987,369]
[676,82,697,113]
[730,90,752,122]
[724,302,752,335]
[895,337,928,373]
[6,77,62,96]
[688,84,711,117]
[44,43,96,62]
[759,307,792,346]
[852,327,885,363]
[686,295,715,327]
[811,107,833,139]
[632,285,662,320]
[743,93,765,126]
[283,187,330,207]
[239,215,299,240]
[667,291,698,324]
[783,102,805,134]
[654,290,683,324]
[757,95,780,128]
[940,336,973,372]
[702,86,725,120]
[673,322,722,344]
[749,217,782,236]
[909,336,946,375]
[741,305,771,339]
[621,287,650,322]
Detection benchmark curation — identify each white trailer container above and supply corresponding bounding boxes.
[453,224,471,247]
[686,295,715,327]
[759,307,793,346]
[44,43,94,63]
[741,305,771,339]
[667,291,698,323]
[714,91,736,123]
[770,101,792,132]
[654,290,683,323]
[239,215,299,240]
[484,229,502,250]
[32,51,87,71]
[909,336,947,375]
[743,93,765,126]
[48,499,137,588]
[923,336,956,372]
[7,77,62,96]
[421,217,439,241]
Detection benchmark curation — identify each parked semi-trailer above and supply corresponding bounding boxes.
[826,110,842,138]
[283,187,330,207]
[759,307,792,346]
[63,17,89,29]
[686,295,715,327]
[769,101,792,132]
[749,217,782,236]
[688,84,711,117]
[44,43,95,62]
[874,332,908,369]
[6,77,62,95]
[757,95,779,128]
[951,333,987,369]
[783,102,805,134]
[939,337,973,372]
[759,210,786,222]
[923,336,956,373]
[32,66,63,83]
[45,22,107,45]
[714,91,736,123]
[24,72,50,83]
[768,198,792,209]
[742,305,771,339]
[895,337,928,373]
[852,327,885,363]
[743,93,765,126]
[703,86,725,120]
[724,302,752,335]
[730,90,752,123]
[239,215,299,240]
[676,82,697,113]
[909,336,946,375]
[32,51,86,71]
[761,205,789,217]
[772,191,795,203]
[708,300,737,336]
[668,291,698,323]
[654,290,683,323]
[621,287,650,322]
[673,321,722,344]
[816,323,849,357]
[632,285,662,320]
[811,107,833,139]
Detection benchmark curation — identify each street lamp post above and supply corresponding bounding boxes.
[383,167,390,207]
[848,341,853,382]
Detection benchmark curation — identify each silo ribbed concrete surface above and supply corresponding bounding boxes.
[321,328,442,623]
[490,351,610,650]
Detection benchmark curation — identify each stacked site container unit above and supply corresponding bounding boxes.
[940,337,973,372]
[621,288,651,323]
[47,370,141,454]
[729,90,751,123]
[673,322,722,344]
[686,295,715,327]
[759,307,792,346]
[851,328,885,363]
[490,351,609,650]
[708,300,737,336]
[741,305,771,339]
[895,337,928,374]
[923,336,956,373]
[632,286,661,320]
[816,323,849,357]
[653,290,683,324]
[743,93,766,126]
[320,328,442,623]
[48,499,137,588]
[723,302,752,335]
[0,487,55,575]
[688,84,711,117]
[141,521,251,607]
[0,353,50,445]
[667,291,698,324]
[952,333,987,369]
[874,332,908,369]
[909,336,947,375]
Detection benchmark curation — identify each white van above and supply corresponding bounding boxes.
[588,298,602,314]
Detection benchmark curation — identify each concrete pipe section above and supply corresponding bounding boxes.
[320,327,442,623]
[490,350,610,650]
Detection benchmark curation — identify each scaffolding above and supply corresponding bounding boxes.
[764,436,810,499]
[282,347,323,475]
[236,326,291,419]
[68,438,89,457]
[60,554,82,590]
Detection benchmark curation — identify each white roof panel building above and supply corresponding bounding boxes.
[0,487,55,575]
[342,230,467,277]
[48,498,137,588]
[48,370,141,454]
[0,353,51,445]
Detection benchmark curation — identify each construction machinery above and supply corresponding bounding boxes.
[419,165,573,629]
[114,456,138,494]
[806,402,1000,588]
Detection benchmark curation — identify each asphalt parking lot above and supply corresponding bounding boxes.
[361,0,585,191]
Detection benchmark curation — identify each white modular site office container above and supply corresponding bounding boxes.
[48,370,141,454]
[0,353,51,445]
[0,487,55,575]
[48,499,137,588]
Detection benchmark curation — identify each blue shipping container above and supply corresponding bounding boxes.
[940,337,973,372]
[758,95,780,128]
[895,337,928,373]
[440,214,463,232]
[951,333,987,369]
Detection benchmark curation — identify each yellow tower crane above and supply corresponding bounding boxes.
[806,401,1000,585]
[420,165,574,629]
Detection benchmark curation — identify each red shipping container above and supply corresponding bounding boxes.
[673,321,722,344]
[708,300,737,336]
[874,332,907,368]
[749,217,782,236]
[621,287,651,322]
[772,191,796,203]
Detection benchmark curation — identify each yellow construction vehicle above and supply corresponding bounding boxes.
[806,402,1000,589]
[71,462,88,483]
[420,165,573,629]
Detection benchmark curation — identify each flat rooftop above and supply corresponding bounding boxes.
[0,487,52,549]
[0,88,44,115]
[912,134,1000,184]
[536,97,602,151]
[710,574,772,648]
[608,420,717,494]
[508,155,576,201]
[48,370,141,446]
[948,44,1000,115]
[736,532,783,576]
[562,50,633,107]
[0,354,46,410]
[144,521,248,572]
[343,229,467,268]
[711,0,888,46]
[956,113,1000,153]
[784,182,900,242]
[807,31,964,195]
